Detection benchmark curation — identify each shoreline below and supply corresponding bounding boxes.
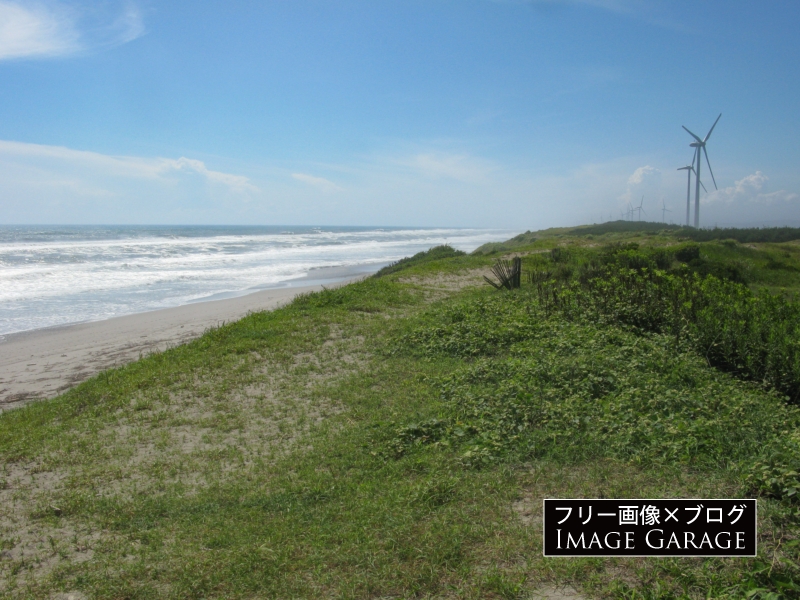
[0,271,371,412]
[0,261,387,343]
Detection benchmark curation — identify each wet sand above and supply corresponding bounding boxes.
[0,280,356,411]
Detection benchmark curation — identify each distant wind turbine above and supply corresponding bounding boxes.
[677,151,707,227]
[635,196,646,221]
[661,198,672,223]
[682,113,721,228]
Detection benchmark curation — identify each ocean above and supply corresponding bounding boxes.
[0,225,513,337]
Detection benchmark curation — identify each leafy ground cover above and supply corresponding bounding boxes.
[1,233,799,599]
[522,248,800,404]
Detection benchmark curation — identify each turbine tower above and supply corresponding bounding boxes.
[682,113,721,228]
[677,150,706,227]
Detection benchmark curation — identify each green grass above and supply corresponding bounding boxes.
[1,235,799,598]
[373,244,468,278]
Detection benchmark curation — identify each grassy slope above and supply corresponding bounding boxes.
[0,237,799,598]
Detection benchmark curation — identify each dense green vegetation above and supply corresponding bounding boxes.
[1,229,799,598]
[572,223,800,244]
[475,223,800,296]
[524,244,800,403]
[679,227,800,244]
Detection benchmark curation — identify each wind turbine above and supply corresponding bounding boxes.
[682,113,721,228]
[661,198,672,223]
[635,196,646,221]
[677,151,707,227]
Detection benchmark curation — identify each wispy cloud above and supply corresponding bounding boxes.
[0,139,259,194]
[163,158,259,193]
[0,1,144,61]
[394,152,498,184]
[291,172,343,193]
[107,3,144,45]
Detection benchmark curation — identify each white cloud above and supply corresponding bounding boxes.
[694,171,800,227]
[0,1,143,60]
[627,165,661,186]
[0,2,79,59]
[619,165,661,206]
[0,139,258,193]
[291,172,343,193]
[704,171,798,206]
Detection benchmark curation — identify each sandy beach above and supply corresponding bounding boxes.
[0,281,349,412]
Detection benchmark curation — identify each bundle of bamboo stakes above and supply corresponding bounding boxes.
[484,257,522,290]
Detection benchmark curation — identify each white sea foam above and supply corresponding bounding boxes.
[0,226,514,335]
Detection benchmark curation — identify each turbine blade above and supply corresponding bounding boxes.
[699,179,708,193]
[682,125,703,143]
[704,113,722,142]
[703,147,718,190]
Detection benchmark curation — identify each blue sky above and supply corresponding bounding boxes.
[1,0,799,228]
